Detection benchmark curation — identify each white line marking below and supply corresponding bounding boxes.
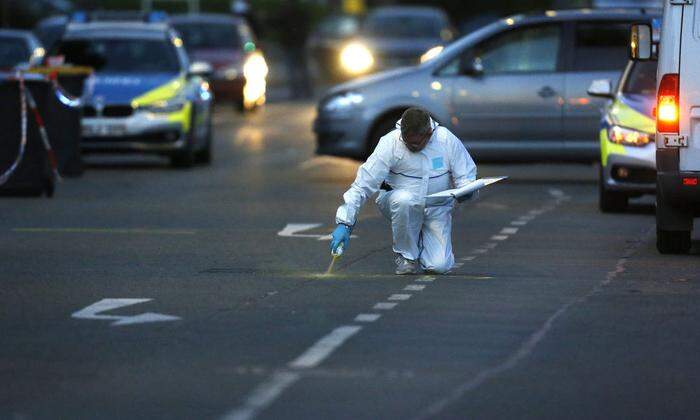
[519,215,536,221]
[354,313,381,322]
[277,223,323,238]
[404,285,425,291]
[277,223,356,241]
[491,235,508,241]
[72,298,180,327]
[500,227,519,235]
[416,276,436,282]
[413,228,652,420]
[388,294,411,301]
[511,221,528,226]
[373,302,398,310]
[548,188,564,197]
[461,256,476,261]
[288,325,362,369]
[222,371,301,420]
[453,262,464,268]
[473,249,488,254]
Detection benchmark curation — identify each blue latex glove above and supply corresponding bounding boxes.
[330,224,351,254]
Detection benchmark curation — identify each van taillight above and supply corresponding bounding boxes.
[657,73,679,133]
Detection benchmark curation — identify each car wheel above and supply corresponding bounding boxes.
[171,110,196,169]
[599,167,627,212]
[657,229,691,254]
[195,117,213,165]
[656,190,692,254]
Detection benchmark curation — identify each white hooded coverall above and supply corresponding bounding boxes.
[335,118,477,273]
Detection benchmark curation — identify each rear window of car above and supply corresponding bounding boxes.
[573,22,630,71]
[622,61,657,95]
[173,23,245,50]
[0,36,30,69]
[54,38,180,73]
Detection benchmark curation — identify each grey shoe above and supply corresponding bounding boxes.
[395,255,420,275]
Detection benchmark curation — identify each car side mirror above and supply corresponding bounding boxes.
[460,55,483,77]
[188,61,213,78]
[587,79,614,99]
[630,24,652,61]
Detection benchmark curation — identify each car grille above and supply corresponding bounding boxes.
[83,105,133,118]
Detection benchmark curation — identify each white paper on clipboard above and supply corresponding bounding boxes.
[426,176,508,199]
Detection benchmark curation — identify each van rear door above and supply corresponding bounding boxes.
[679,1,700,171]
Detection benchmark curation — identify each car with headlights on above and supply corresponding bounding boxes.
[338,6,455,77]
[0,29,45,70]
[588,60,657,212]
[53,20,214,167]
[315,8,659,162]
[170,13,267,111]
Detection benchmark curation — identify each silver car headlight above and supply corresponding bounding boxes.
[323,92,364,113]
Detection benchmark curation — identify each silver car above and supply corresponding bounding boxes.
[314,9,659,162]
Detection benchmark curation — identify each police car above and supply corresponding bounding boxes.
[632,1,700,253]
[53,18,213,167]
[588,60,657,212]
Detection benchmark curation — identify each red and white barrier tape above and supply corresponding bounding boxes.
[0,71,61,186]
[24,85,61,181]
[0,72,28,186]
[48,71,84,108]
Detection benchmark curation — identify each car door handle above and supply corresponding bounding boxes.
[538,86,556,98]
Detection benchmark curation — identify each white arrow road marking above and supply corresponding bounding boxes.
[277,223,357,241]
[72,298,180,327]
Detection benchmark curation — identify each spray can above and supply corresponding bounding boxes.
[332,243,344,257]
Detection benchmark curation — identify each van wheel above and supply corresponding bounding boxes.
[598,167,627,212]
[657,229,691,254]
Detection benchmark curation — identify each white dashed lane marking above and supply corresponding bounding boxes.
[288,326,363,369]
[354,314,382,323]
[416,276,436,282]
[491,235,508,241]
[388,294,412,301]
[404,285,425,291]
[500,227,519,235]
[461,256,476,261]
[374,302,398,310]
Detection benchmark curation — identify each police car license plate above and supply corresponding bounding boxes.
[663,135,688,147]
[83,123,127,137]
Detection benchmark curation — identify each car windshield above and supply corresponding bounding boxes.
[0,37,29,69]
[363,14,442,38]
[622,61,657,95]
[173,23,243,50]
[54,38,180,73]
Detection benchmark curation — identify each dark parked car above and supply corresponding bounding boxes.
[0,29,45,70]
[306,14,361,81]
[170,13,267,111]
[337,6,455,77]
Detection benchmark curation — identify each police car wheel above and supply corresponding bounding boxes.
[599,167,627,212]
[195,120,213,164]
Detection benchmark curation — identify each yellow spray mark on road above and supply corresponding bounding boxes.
[13,228,197,235]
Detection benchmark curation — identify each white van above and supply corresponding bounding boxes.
[633,1,700,254]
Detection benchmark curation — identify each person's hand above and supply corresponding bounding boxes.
[330,224,351,254]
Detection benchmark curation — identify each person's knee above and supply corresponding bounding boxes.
[390,190,418,211]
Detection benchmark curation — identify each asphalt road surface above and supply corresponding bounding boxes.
[2,102,700,420]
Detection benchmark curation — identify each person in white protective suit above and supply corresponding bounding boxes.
[330,107,477,275]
